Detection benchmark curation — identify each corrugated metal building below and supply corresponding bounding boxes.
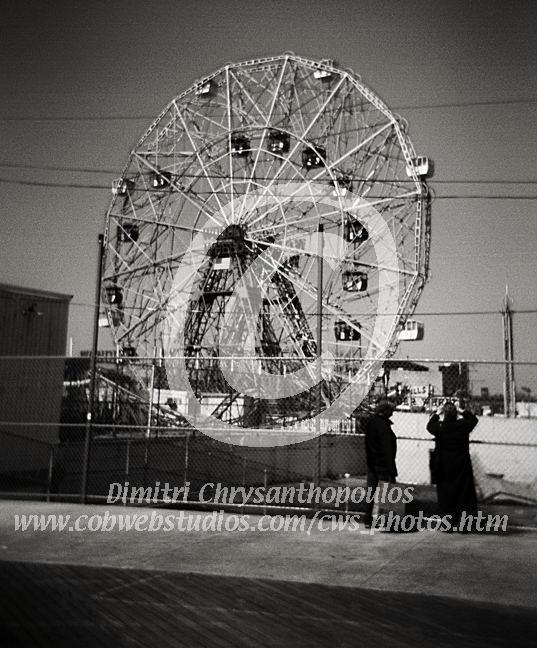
[0,283,71,356]
[0,284,72,483]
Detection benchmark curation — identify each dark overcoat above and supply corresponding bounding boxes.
[365,414,397,479]
[427,411,479,516]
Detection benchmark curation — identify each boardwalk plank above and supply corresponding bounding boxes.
[103,567,259,648]
[84,565,233,648]
[185,572,332,647]
[0,570,42,648]
[155,572,289,648]
[172,572,301,648]
[58,564,149,648]
[68,564,190,648]
[1,560,536,648]
[0,562,85,647]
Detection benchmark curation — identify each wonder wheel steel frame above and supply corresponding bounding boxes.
[102,53,431,423]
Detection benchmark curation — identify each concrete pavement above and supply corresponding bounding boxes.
[0,500,535,646]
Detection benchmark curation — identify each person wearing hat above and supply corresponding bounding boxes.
[363,400,398,527]
[427,401,479,532]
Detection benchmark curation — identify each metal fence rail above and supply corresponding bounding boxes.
[1,356,536,512]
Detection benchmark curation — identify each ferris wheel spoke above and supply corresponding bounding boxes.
[225,66,236,220]
[244,236,337,267]
[173,187,221,230]
[237,60,289,223]
[261,75,346,194]
[260,255,326,319]
[111,219,156,269]
[228,69,268,124]
[116,289,175,344]
[181,106,229,141]
[183,148,230,197]
[115,212,208,238]
[285,65,307,134]
[245,168,332,232]
[176,109,228,220]
[106,252,186,284]
[106,242,137,277]
[248,205,323,239]
[344,252,414,277]
[351,190,421,212]
[320,121,395,181]
[242,165,317,230]
[275,263,385,354]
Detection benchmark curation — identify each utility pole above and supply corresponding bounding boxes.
[314,224,324,490]
[81,234,105,502]
[501,288,516,418]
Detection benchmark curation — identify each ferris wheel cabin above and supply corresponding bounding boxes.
[330,176,353,195]
[268,130,290,153]
[105,285,123,307]
[342,270,368,292]
[313,68,333,80]
[302,145,326,168]
[118,223,139,243]
[230,135,250,157]
[405,156,434,178]
[334,320,361,341]
[344,218,369,244]
[195,80,217,97]
[313,60,336,81]
[150,171,172,188]
[398,320,425,341]
[112,178,135,197]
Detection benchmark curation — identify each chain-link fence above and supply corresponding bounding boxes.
[1,355,536,515]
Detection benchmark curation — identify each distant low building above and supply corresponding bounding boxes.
[380,359,442,410]
[439,362,469,397]
[516,402,537,418]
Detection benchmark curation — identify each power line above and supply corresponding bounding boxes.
[431,180,537,185]
[0,162,118,174]
[1,161,536,186]
[69,300,537,316]
[394,98,537,110]
[1,176,536,200]
[0,116,152,122]
[0,177,110,190]
[1,98,535,122]
[434,195,537,200]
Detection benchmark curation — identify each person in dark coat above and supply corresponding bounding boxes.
[364,400,397,526]
[427,402,479,531]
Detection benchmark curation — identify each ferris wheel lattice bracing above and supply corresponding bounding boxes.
[102,53,432,426]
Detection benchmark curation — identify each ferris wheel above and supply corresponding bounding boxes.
[102,53,431,424]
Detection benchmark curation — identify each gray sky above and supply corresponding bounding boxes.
[1,0,536,392]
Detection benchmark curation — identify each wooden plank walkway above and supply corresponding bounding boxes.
[0,561,536,647]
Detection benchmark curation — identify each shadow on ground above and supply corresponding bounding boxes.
[1,561,536,648]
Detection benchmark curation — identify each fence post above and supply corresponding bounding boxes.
[147,360,155,437]
[263,469,267,516]
[143,434,151,488]
[242,456,247,514]
[125,439,130,478]
[46,444,55,503]
[183,432,190,494]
